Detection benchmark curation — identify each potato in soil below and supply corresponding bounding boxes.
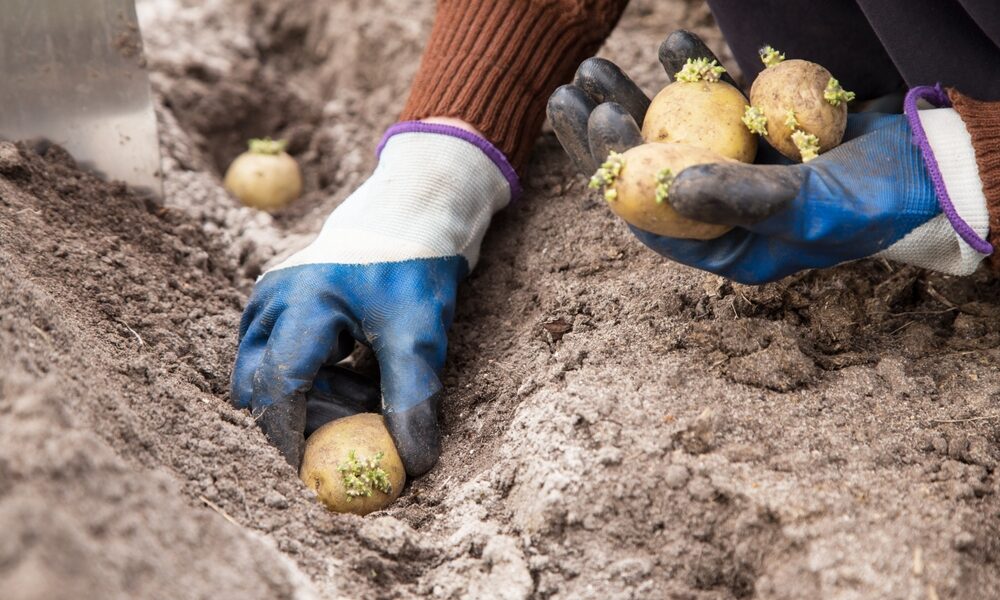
[643,80,757,163]
[300,413,406,516]
[223,138,303,211]
[749,59,847,161]
[592,142,732,239]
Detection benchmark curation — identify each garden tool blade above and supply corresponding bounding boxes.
[0,0,162,197]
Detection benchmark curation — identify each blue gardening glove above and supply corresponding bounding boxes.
[232,123,516,476]
[548,32,992,283]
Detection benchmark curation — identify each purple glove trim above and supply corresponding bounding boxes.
[376,121,523,202]
[904,84,993,255]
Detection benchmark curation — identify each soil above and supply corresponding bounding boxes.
[3,1,1000,599]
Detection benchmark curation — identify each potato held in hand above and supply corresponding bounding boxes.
[224,138,303,211]
[745,47,854,162]
[642,58,757,163]
[590,142,732,239]
[300,413,406,516]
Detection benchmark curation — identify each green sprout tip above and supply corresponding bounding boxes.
[248,137,288,155]
[791,130,820,162]
[654,168,674,204]
[589,151,626,202]
[675,58,726,83]
[824,78,855,106]
[759,46,785,68]
[338,449,392,500]
[783,110,799,131]
[742,105,768,136]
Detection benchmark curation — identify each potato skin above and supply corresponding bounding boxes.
[300,413,406,516]
[224,151,303,211]
[608,143,732,239]
[749,59,846,161]
[642,80,757,164]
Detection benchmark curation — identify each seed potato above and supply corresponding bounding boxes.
[300,413,406,516]
[224,138,303,211]
[642,80,757,163]
[749,59,847,161]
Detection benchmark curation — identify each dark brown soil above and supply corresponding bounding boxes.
[3,1,1000,599]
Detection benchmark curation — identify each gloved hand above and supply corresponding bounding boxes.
[231,122,517,476]
[547,31,992,284]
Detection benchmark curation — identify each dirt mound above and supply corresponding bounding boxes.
[3,1,1000,599]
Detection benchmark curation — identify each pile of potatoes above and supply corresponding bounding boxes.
[590,49,854,239]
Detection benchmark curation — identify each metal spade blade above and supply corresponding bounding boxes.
[0,0,162,197]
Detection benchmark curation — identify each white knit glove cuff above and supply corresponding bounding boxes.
[270,126,516,274]
[878,107,991,275]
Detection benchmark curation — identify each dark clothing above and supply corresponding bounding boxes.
[708,0,1000,101]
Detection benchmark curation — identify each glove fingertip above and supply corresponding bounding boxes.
[384,394,441,478]
[669,164,733,223]
[658,29,739,89]
[587,102,643,163]
[658,29,696,76]
[255,399,307,468]
[573,57,650,126]
[671,163,802,226]
[548,84,599,175]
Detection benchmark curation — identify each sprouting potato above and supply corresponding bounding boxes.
[300,413,406,516]
[746,47,854,162]
[642,58,757,163]
[224,138,303,211]
[589,142,733,239]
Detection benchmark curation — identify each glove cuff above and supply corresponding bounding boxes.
[270,128,511,274]
[378,121,522,201]
[880,86,991,275]
[905,85,991,254]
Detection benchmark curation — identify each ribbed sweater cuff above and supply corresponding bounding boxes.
[399,0,628,173]
[949,88,1000,270]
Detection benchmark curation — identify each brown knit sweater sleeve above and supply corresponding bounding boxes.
[948,88,1000,269]
[399,0,630,171]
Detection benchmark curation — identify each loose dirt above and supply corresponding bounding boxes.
[2,1,1000,599]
